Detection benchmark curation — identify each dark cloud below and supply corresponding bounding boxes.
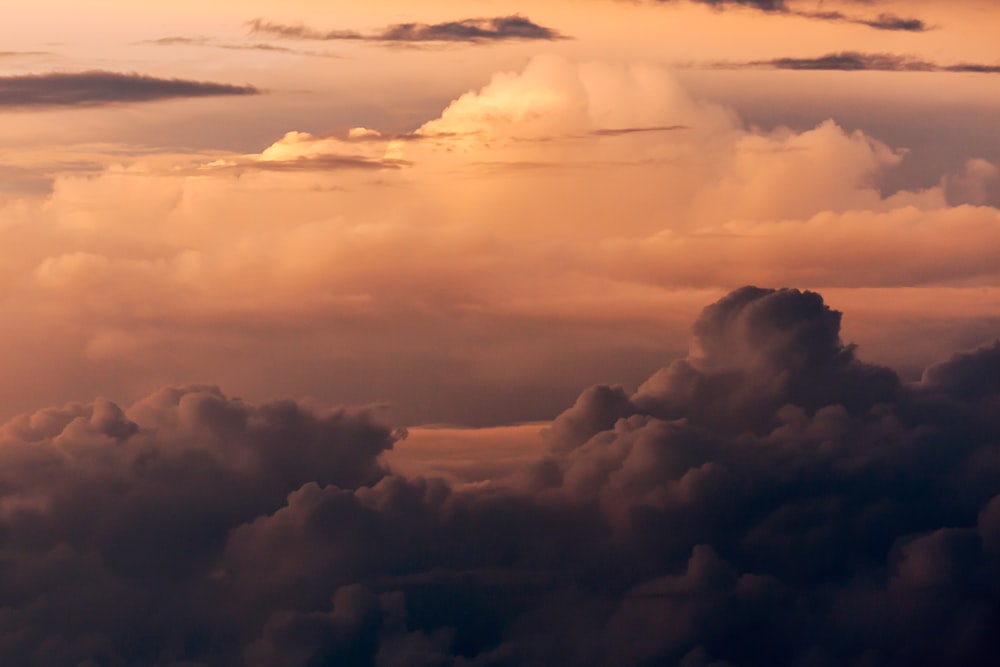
[202,155,409,174]
[794,9,928,31]
[0,71,259,109]
[2,288,1000,665]
[653,1,928,32]
[247,15,566,44]
[591,125,689,136]
[736,51,1000,73]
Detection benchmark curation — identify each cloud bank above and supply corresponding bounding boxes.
[1,288,999,665]
[0,71,259,108]
[2,54,999,425]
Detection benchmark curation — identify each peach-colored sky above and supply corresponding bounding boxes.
[1,0,999,427]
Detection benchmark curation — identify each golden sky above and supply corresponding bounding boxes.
[1,0,999,425]
[5,4,1000,665]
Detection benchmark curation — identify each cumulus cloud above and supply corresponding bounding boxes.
[1,288,999,665]
[0,71,259,108]
[247,15,566,44]
[2,54,999,426]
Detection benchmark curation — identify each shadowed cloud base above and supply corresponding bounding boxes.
[1,287,999,666]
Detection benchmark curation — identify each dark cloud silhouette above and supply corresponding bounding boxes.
[653,1,928,32]
[0,71,259,109]
[247,15,566,44]
[204,155,408,174]
[2,288,1000,665]
[795,9,928,31]
[591,125,689,136]
[736,51,1000,73]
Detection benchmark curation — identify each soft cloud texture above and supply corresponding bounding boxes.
[0,288,998,665]
[1,55,998,424]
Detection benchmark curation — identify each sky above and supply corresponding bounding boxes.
[1,1,1000,665]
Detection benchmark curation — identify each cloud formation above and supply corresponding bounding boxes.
[1,288,999,665]
[0,71,258,109]
[247,15,565,44]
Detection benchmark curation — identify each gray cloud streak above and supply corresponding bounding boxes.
[247,14,566,44]
[743,51,1000,72]
[0,71,259,109]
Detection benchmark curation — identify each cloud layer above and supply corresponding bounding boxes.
[1,288,999,665]
[2,54,998,425]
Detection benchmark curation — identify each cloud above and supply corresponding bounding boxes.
[1,288,1000,664]
[246,15,566,44]
[3,54,999,427]
[742,51,1000,73]
[141,35,341,58]
[794,9,928,31]
[652,0,928,31]
[199,130,409,172]
[0,71,259,109]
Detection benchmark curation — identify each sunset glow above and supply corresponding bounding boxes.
[2,1,1000,664]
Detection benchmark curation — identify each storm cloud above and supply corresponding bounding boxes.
[246,15,566,44]
[0,71,259,109]
[1,288,999,665]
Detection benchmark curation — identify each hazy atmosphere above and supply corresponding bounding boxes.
[1,1,999,664]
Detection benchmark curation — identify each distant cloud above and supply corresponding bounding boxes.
[653,0,928,32]
[141,36,340,58]
[740,51,1000,73]
[795,9,928,31]
[247,14,566,44]
[0,50,53,58]
[200,130,409,173]
[0,71,259,109]
[591,125,689,137]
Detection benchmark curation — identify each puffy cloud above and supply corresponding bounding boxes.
[1,288,999,664]
[1,54,999,426]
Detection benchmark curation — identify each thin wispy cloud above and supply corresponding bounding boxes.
[0,71,259,109]
[653,0,929,32]
[247,14,567,44]
[738,51,1000,73]
[141,36,341,58]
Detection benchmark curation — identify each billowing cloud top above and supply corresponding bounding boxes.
[1,288,999,665]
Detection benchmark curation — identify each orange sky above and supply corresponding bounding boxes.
[1,0,999,426]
